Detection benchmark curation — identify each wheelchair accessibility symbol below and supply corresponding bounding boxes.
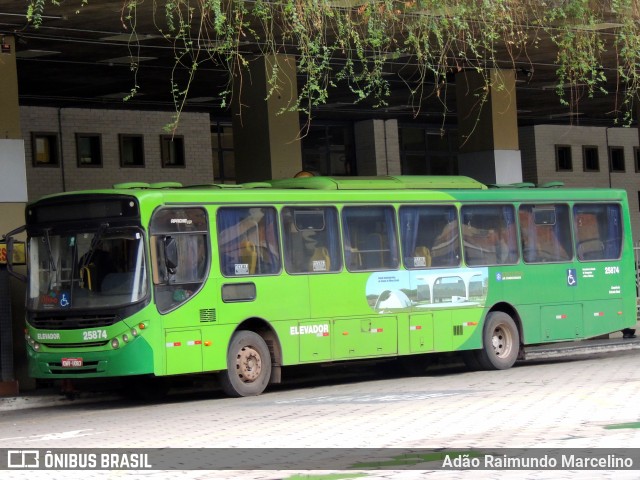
[567,269,577,287]
[59,292,70,308]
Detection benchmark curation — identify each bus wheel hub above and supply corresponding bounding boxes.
[492,327,508,357]
[236,346,262,382]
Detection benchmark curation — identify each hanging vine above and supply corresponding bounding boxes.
[24,0,640,129]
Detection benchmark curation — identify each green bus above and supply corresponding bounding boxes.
[8,176,637,396]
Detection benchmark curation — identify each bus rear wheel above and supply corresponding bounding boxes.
[220,330,272,397]
[475,311,519,370]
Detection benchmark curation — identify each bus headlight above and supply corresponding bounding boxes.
[131,328,138,337]
[122,334,129,343]
[33,342,41,351]
[111,338,120,349]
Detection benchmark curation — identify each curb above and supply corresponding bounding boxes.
[0,392,116,412]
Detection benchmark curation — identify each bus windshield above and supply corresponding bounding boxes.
[28,228,148,310]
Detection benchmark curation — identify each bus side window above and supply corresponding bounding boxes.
[149,207,209,313]
[461,205,518,267]
[519,204,572,263]
[281,206,341,274]
[399,205,460,269]
[217,207,281,276]
[574,203,622,261]
[342,206,399,272]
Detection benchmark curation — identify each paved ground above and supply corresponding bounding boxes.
[1,342,640,479]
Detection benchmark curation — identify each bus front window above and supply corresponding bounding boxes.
[28,229,148,310]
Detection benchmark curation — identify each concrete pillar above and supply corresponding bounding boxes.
[354,119,401,176]
[231,54,302,182]
[0,36,20,139]
[456,69,523,184]
[0,35,28,394]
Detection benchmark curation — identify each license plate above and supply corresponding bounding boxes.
[61,358,83,368]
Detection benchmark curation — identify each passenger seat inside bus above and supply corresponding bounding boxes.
[577,239,605,260]
[310,246,330,272]
[413,246,432,268]
[239,240,257,274]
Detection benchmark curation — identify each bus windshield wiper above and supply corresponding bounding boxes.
[79,222,109,270]
[43,228,56,273]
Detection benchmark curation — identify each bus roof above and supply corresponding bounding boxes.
[112,176,488,191]
[267,176,487,190]
[27,176,629,217]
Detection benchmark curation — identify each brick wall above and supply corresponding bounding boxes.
[531,125,611,188]
[20,107,213,201]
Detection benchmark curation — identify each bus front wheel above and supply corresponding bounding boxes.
[220,330,272,397]
[476,312,519,370]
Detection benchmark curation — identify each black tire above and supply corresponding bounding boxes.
[475,311,519,370]
[219,330,272,397]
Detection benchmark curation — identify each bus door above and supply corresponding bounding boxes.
[150,207,210,375]
[278,206,339,361]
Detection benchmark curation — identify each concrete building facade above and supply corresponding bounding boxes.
[519,124,640,240]
[17,107,640,244]
[21,107,213,201]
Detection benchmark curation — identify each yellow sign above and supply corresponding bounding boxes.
[0,241,26,265]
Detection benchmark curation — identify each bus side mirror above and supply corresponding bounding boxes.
[163,236,178,275]
[5,225,27,282]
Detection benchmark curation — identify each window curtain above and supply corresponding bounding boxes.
[605,204,622,259]
[325,209,342,270]
[399,207,420,266]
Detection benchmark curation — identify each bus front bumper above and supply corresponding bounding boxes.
[27,337,155,379]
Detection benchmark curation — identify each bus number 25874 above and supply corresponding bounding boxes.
[83,330,108,341]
